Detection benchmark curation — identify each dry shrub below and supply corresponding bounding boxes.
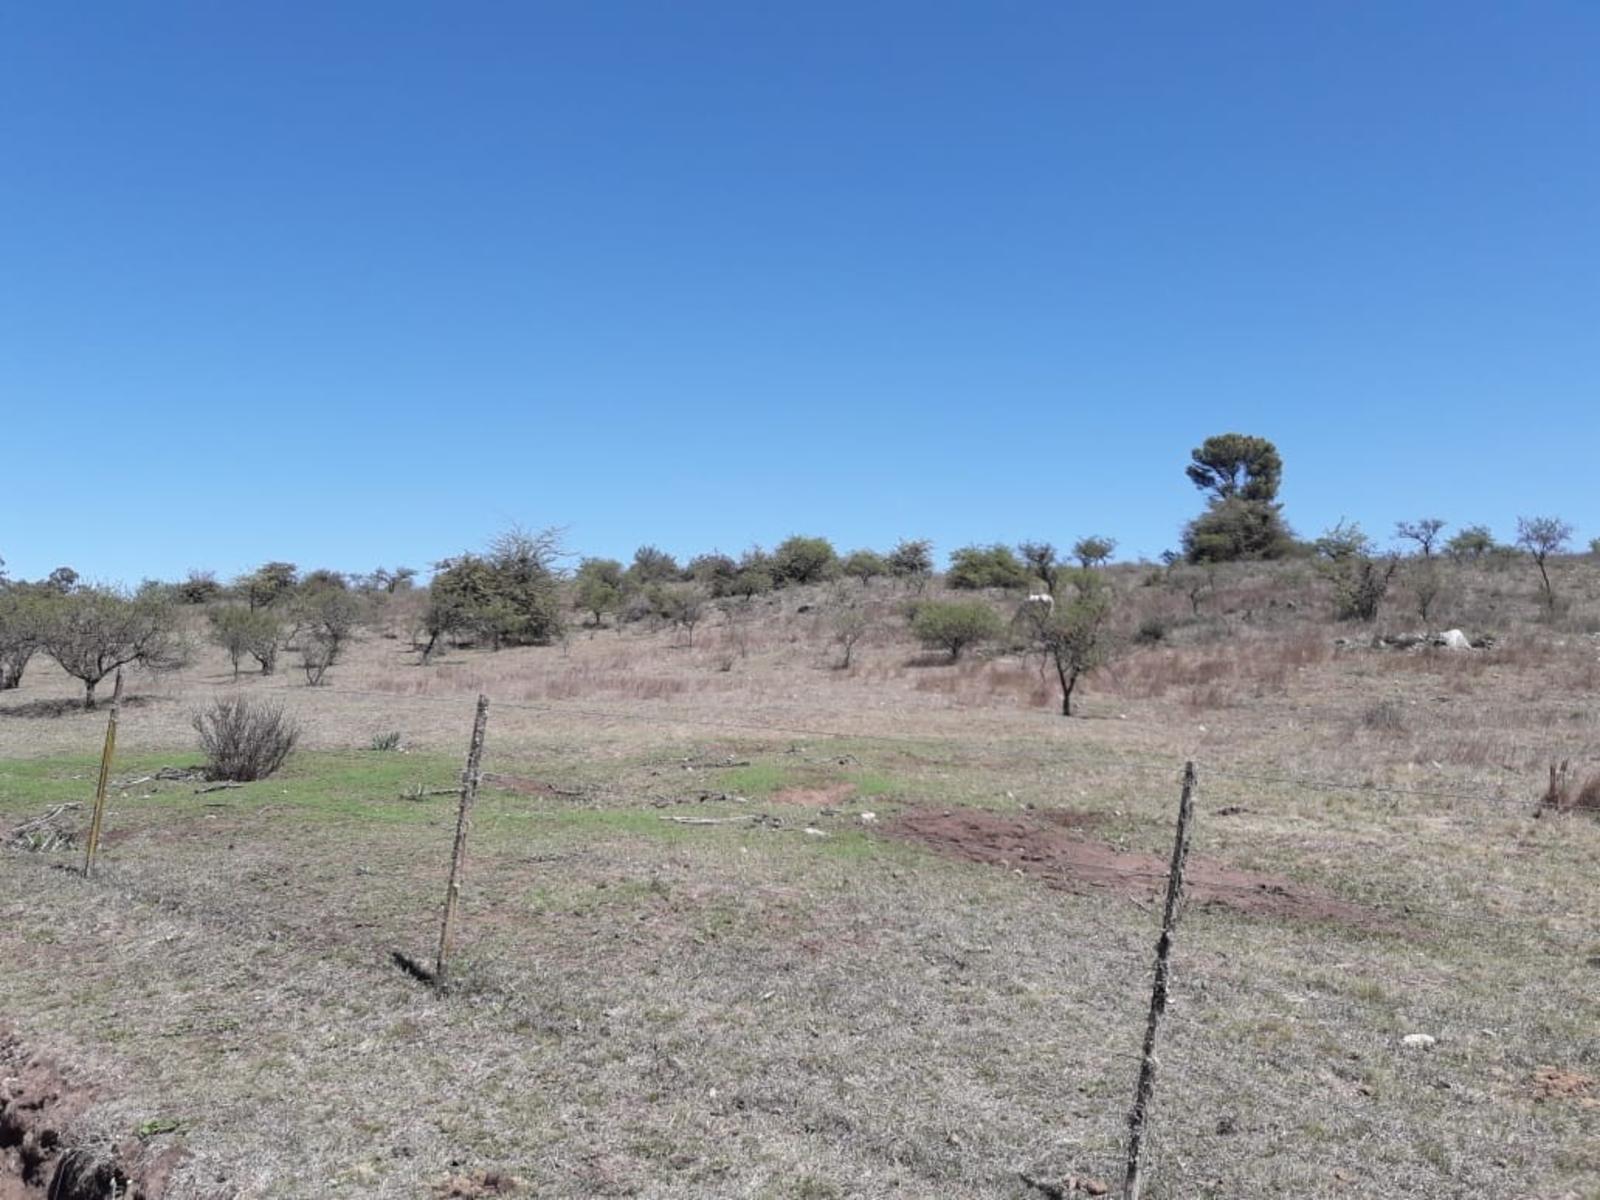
[1540,761,1600,814]
[194,696,300,781]
[1361,699,1407,734]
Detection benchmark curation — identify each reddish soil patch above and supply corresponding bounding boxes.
[0,1029,183,1200]
[1532,1066,1597,1106]
[886,807,1398,931]
[771,782,856,808]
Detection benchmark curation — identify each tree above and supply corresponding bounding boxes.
[1516,516,1574,611]
[0,585,46,691]
[1446,525,1495,560]
[573,558,625,626]
[911,600,1003,661]
[1017,542,1060,593]
[1072,535,1117,569]
[1590,537,1600,558]
[1410,561,1443,626]
[295,587,360,685]
[421,526,567,659]
[651,583,706,645]
[45,567,79,594]
[1182,495,1296,563]
[1181,434,1293,563]
[38,587,185,708]
[831,603,869,669]
[628,545,681,587]
[772,536,839,586]
[1395,518,1447,558]
[841,549,889,588]
[208,606,284,679]
[242,562,298,610]
[368,567,417,594]
[1186,433,1283,502]
[946,544,1031,590]
[1314,521,1397,622]
[888,539,934,591]
[1019,575,1115,716]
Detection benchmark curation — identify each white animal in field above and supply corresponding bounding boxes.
[1025,593,1054,608]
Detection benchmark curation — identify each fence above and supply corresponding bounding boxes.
[4,678,1589,1199]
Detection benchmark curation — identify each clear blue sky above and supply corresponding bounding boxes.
[3,3,1596,583]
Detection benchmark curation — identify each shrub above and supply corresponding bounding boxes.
[772,536,839,586]
[831,603,870,668]
[573,558,625,625]
[1445,525,1495,560]
[1135,615,1168,644]
[423,526,566,656]
[1540,761,1600,814]
[194,696,300,781]
[688,553,739,595]
[888,539,934,589]
[628,545,682,586]
[946,544,1031,590]
[1182,496,1296,563]
[911,600,1003,660]
[1315,522,1397,622]
[841,549,889,587]
[369,731,403,752]
[177,571,222,605]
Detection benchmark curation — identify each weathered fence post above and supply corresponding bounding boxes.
[434,694,490,985]
[82,670,125,878]
[1122,761,1197,1200]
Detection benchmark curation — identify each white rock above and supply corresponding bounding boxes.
[1435,629,1472,651]
[858,811,877,824]
[1401,1033,1437,1049]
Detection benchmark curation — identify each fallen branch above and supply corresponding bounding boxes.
[5,803,84,852]
[193,781,243,795]
[658,814,771,826]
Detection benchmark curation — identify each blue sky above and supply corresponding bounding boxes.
[3,3,1596,583]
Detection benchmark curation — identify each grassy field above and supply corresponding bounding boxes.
[3,560,1599,1198]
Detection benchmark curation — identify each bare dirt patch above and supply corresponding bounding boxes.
[886,807,1399,930]
[0,1029,183,1200]
[771,781,856,807]
[1531,1065,1597,1106]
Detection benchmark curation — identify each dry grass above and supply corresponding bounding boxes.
[2,559,1599,1197]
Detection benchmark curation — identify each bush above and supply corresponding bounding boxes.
[888,539,934,588]
[911,600,1003,660]
[1135,615,1168,644]
[194,696,301,781]
[208,606,284,678]
[946,544,1031,590]
[841,549,888,587]
[369,731,403,752]
[1182,497,1296,563]
[772,536,839,586]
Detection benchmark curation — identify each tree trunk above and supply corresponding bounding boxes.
[1054,658,1077,717]
[83,679,98,710]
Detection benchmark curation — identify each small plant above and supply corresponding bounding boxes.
[370,731,403,752]
[194,696,300,781]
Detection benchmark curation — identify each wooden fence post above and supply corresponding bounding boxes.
[434,694,490,985]
[1122,761,1197,1200]
[82,670,125,878]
